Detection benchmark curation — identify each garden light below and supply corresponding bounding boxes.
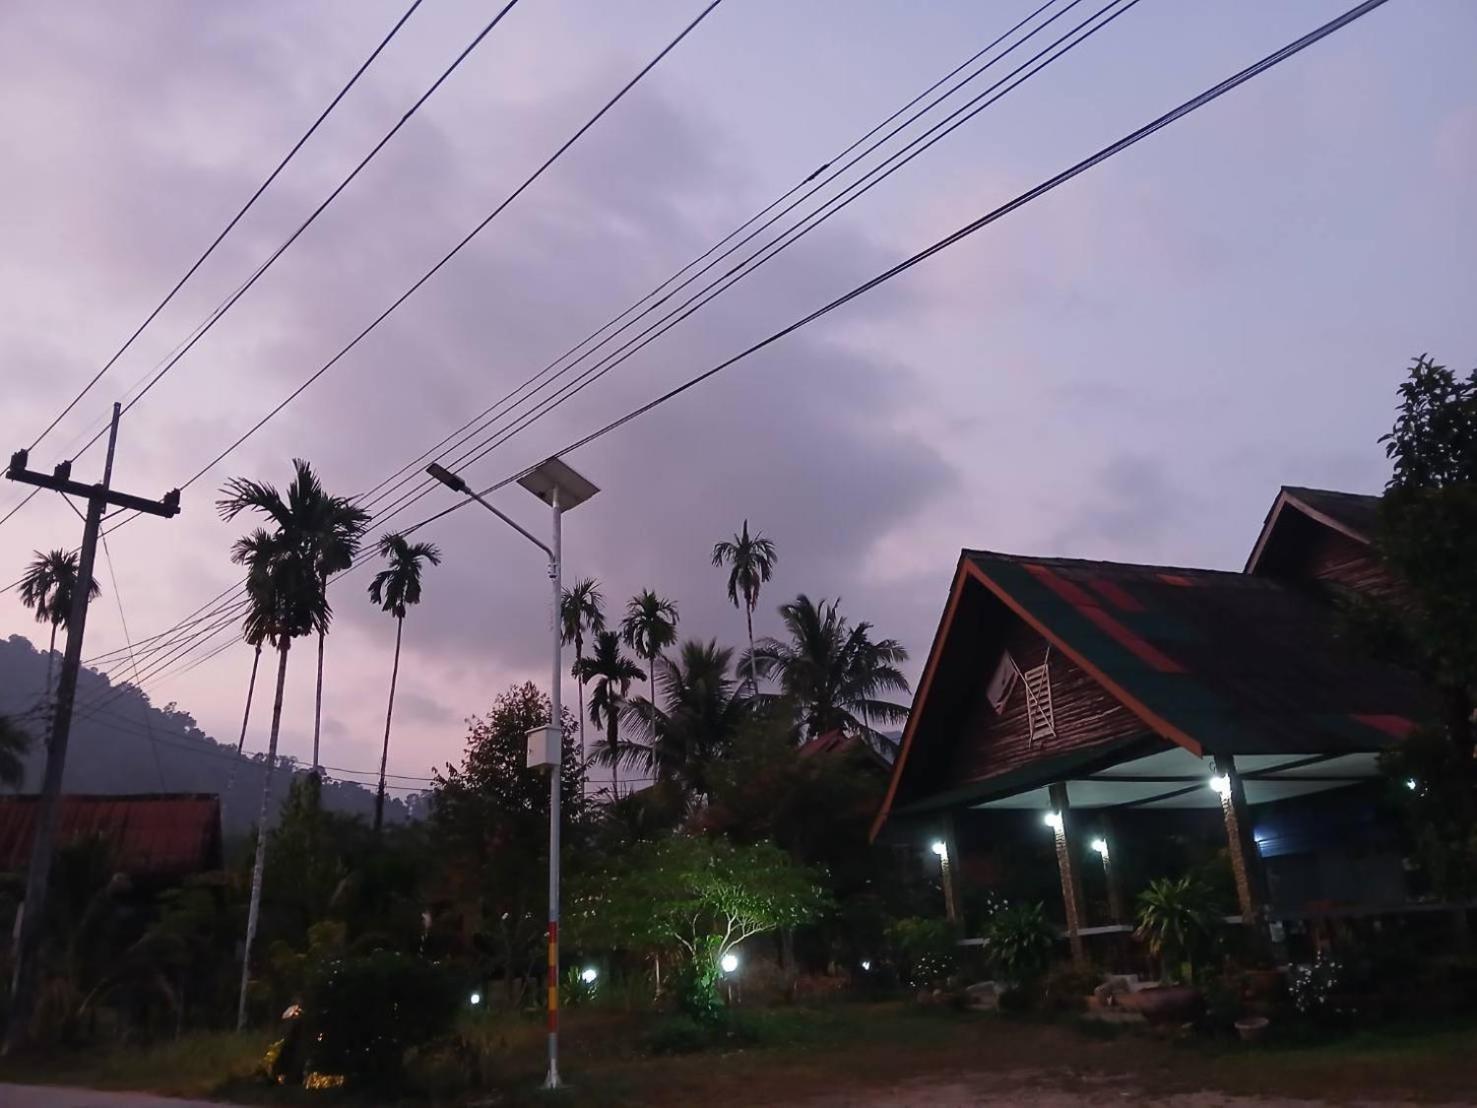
[861,960,872,972]
[1209,773,1231,798]
[1090,837,1109,858]
[720,951,740,975]
[1405,778,1418,791]
[580,967,599,984]
[1043,811,1063,832]
[469,992,482,1006]
[929,839,947,857]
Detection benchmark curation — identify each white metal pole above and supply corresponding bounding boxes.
[545,485,563,1089]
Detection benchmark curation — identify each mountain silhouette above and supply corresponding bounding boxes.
[0,633,420,835]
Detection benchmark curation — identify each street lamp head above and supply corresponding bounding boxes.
[720,951,740,975]
[1209,773,1231,798]
[929,840,947,857]
[518,456,599,510]
[1090,837,1109,859]
[426,462,467,493]
[1043,811,1063,832]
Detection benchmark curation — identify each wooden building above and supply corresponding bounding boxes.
[871,487,1431,962]
[0,793,223,882]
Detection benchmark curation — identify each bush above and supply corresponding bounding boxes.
[887,917,959,990]
[643,1011,760,1055]
[302,952,462,1086]
[1041,961,1101,1012]
[983,903,1055,985]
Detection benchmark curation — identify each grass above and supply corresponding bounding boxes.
[2,1005,1475,1105]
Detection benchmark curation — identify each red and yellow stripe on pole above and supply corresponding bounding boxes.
[547,921,559,1033]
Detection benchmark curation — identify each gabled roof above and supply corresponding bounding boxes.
[872,551,1429,838]
[1246,485,1381,574]
[0,793,222,879]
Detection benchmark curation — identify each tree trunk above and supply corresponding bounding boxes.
[222,644,262,826]
[374,617,403,834]
[311,627,326,779]
[609,713,620,800]
[237,637,290,1031]
[745,600,757,695]
[44,621,57,711]
[575,642,586,798]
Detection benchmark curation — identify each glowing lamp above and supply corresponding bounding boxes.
[1209,774,1231,798]
[580,967,599,984]
[1043,811,1063,832]
[720,951,739,975]
[929,840,947,857]
[1090,837,1109,858]
[469,992,482,1006]
[861,960,872,972]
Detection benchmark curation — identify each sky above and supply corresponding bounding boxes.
[1,0,1473,796]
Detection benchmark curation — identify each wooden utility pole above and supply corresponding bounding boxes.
[3,404,179,1052]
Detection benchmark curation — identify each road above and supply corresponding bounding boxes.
[0,1087,223,1108]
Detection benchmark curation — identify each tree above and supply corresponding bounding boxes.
[431,683,588,1005]
[575,632,644,799]
[368,533,442,833]
[1369,355,1477,920]
[305,491,370,780]
[560,578,606,775]
[18,549,101,723]
[0,716,29,789]
[747,595,911,741]
[567,834,826,1020]
[620,589,678,707]
[624,640,752,799]
[218,462,335,1030]
[711,521,777,693]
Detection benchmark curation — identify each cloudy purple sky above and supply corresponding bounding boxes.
[2,0,1473,792]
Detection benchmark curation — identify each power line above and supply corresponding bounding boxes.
[25,0,428,454]
[167,0,726,500]
[3,0,523,538]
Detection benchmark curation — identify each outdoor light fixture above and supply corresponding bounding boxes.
[720,952,740,975]
[861,960,872,972]
[1405,778,1418,791]
[580,967,599,985]
[1209,773,1232,798]
[1090,837,1109,858]
[469,992,482,1007]
[1043,811,1063,832]
[929,840,947,857]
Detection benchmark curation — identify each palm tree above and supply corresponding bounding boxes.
[560,578,606,773]
[218,463,335,1031]
[368,533,442,833]
[306,498,369,780]
[748,595,910,741]
[623,639,751,799]
[620,590,678,707]
[18,549,101,721]
[575,631,643,799]
[711,521,777,693]
[0,716,29,789]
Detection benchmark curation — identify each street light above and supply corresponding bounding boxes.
[426,456,598,1090]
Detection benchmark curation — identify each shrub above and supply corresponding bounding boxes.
[1134,876,1220,982]
[1290,952,1353,1029]
[643,1011,759,1054]
[983,903,1055,985]
[1041,961,1101,1012]
[302,952,461,1086]
[887,917,958,989]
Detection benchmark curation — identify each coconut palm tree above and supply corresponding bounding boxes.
[711,521,777,693]
[747,595,910,741]
[306,498,369,780]
[560,578,605,771]
[18,549,101,720]
[620,590,678,707]
[623,639,752,799]
[368,533,442,833]
[575,631,643,799]
[218,463,335,1031]
[0,716,29,789]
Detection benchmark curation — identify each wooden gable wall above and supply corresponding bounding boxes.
[946,613,1147,787]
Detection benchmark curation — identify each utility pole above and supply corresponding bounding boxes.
[3,404,179,1052]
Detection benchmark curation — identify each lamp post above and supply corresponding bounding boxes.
[426,456,598,1090]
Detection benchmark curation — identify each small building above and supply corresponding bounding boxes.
[0,793,223,883]
[871,487,1432,963]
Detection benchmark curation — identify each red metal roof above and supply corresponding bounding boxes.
[0,793,222,879]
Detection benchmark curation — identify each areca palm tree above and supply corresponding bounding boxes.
[620,590,678,707]
[575,631,643,799]
[368,533,442,833]
[711,521,777,693]
[560,578,605,771]
[0,716,29,789]
[218,463,336,1031]
[18,549,101,720]
[747,595,910,741]
[307,498,369,780]
[623,639,751,799]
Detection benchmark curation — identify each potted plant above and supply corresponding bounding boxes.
[1127,876,1220,1023]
